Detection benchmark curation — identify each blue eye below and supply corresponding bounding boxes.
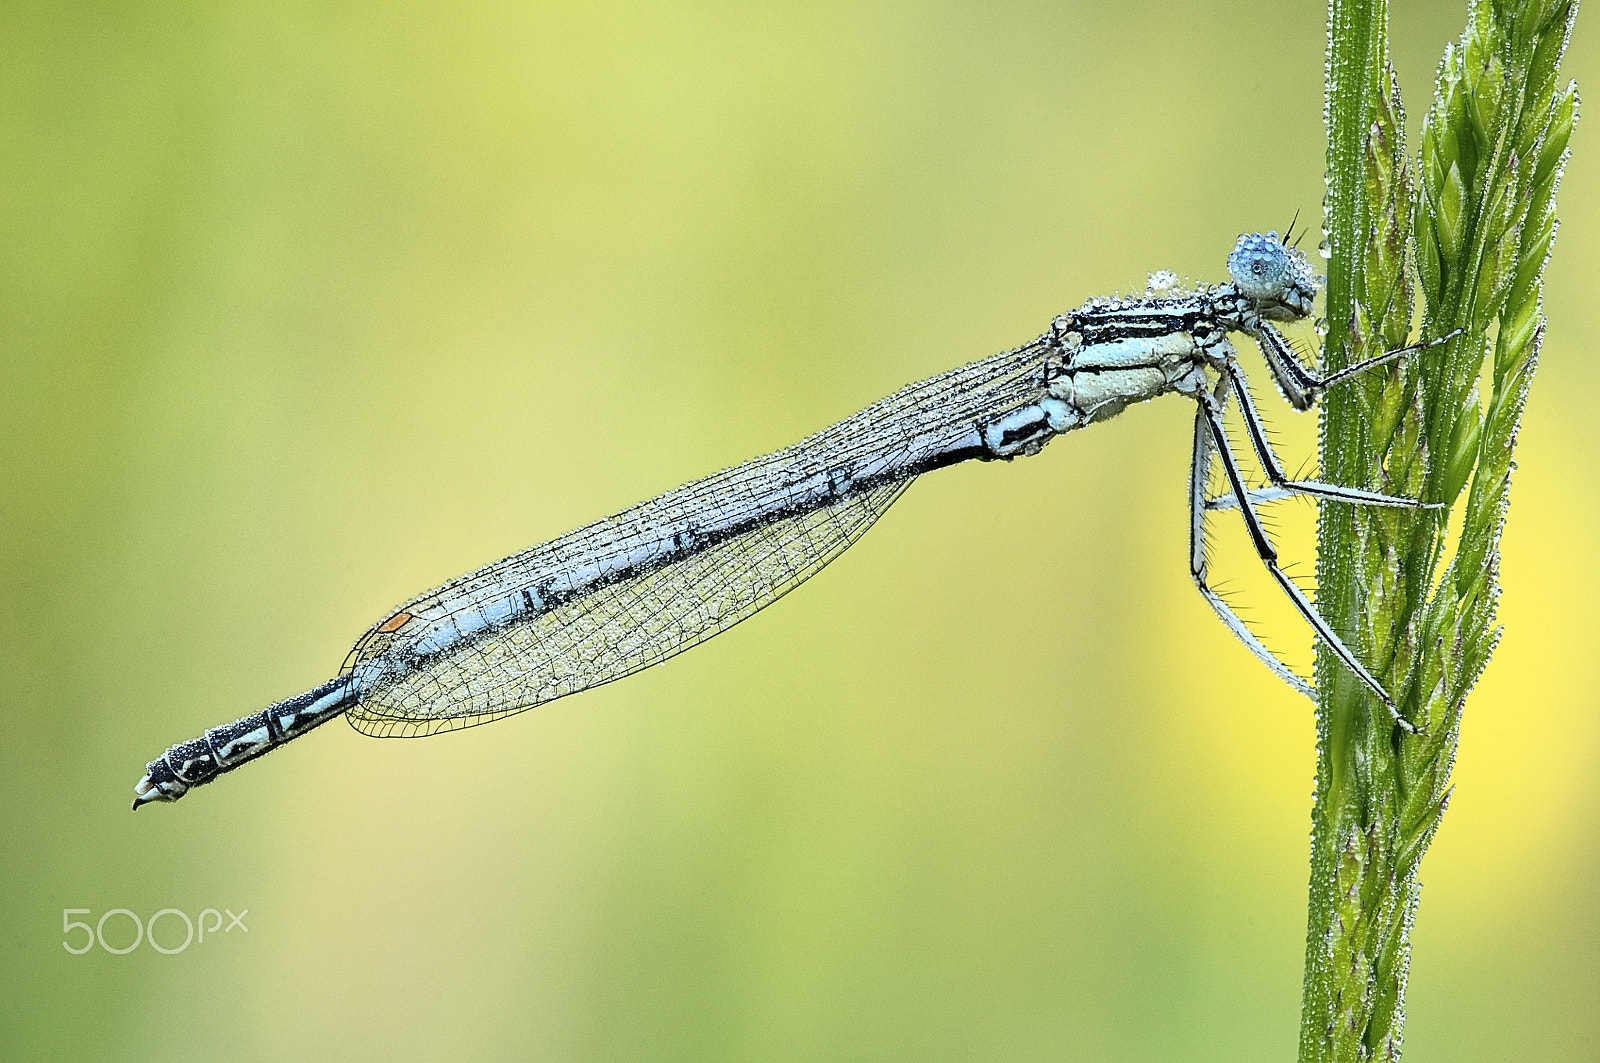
[1227,231,1319,312]
[1228,232,1292,299]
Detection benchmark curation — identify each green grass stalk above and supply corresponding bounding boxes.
[1302,1,1577,1058]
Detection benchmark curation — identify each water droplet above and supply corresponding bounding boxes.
[1147,269,1179,292]
[1314,317,1329,337]
[1318,239,1332,259]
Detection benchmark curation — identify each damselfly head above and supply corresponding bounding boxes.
[1227,232,1320,319]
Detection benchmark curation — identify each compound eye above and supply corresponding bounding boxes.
[1228,232,1292,301]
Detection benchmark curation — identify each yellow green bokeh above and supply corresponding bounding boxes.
[3,2,1594,1059]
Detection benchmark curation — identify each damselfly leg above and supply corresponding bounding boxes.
[1187,328,1460,730]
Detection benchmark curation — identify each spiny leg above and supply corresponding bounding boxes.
[1204,485,1294,512]
[1187,376,1314,700]
[1192,380,1416,732]
[1221,361,1438,510]
[1253,323,1464,411]
[1207,326,1463,512]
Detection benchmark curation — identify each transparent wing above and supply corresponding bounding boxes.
[339,334,1054,738]
[345,480,908,737]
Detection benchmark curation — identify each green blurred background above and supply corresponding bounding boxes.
[3,1,1595,1059]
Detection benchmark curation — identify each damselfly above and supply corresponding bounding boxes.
[133,232,1433,808]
